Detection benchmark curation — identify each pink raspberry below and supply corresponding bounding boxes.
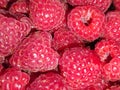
[52,27,83,51]
[103,56,120,81]
[0,67,30,90]
[0,0,9,8]
[104,11,120,42]
[0,14,31,59]
[27,72,69,90]
[29,0,65,31]
[67,5,105,41]
[59,47,103,89]
[67,0,112,12]
[9,0,29,14]
[10,31,59,72]
[113,0,120,11]
[95,39,120,62]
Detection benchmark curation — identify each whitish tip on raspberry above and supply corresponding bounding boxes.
[27,72,69,90]
[59,47,103,89]
[67,5,105,41]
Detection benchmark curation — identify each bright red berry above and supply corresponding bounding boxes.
[59,47,103,89]
[27,72,69,90]
[67,5,105,41]
[10,31,59,72]
[9,0,29,14]
[29,0,65,31]
[103,56,120,81]
[113,0,120,11]
[0,14,31,58]
[52,27,83,51]
[0,67,30,90]
[0,0,9,8]
[104,11,120,42]
[67,0,112,12]
[95,39,120,62]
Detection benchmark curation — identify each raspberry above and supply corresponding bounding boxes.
[59,47,103,89]
[52,27,83,51]
[27,72,69,90]
[107,85,120,90]
[113,0,120,11]
[0,64,3,72]
[0,14,31,58]
[10,31,59,72]
[67,5,105,41]
[0,0,9,8]
[29,0,65,31]
[67,0,112,12]
[0,67,30,90]
[95,39,120,62]
[104,11,120,42]
[9,0,29,14]
[103,56,120,81]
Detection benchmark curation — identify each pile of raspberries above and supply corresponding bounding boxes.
[1,0,120,90]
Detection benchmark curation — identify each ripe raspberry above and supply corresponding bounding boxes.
[52,27,83,51]
[67,5,105,41]
[29,0,65,31]
[67,0,112,12]
[10,31,59,72]
[104,11,120,42]
[27,72,69,90]
[103,56,120,81]
[107,85,120,90]
[59,47,103,89]
[0,64,3,72]
[95,39,120,62]
[0,67,30,90]
[0,0,9,8]
[0,14,31,58]
[9,0,29,14]
[113,0,120,11]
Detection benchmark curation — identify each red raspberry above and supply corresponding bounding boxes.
[113,0,120,11]
[0,67,30,90]
[104,11,120,42]
[9,0,29,14]
[67,5,105,41]
[0,64,3,72]
[10,31,59,72]
[107,85,120,90]
[95,39,120,62]
[67,0,112,12]
[29,0,65,31]
[0,0,9,8]
[59,47,103,89]
[52,27,83,51]
[0,14,31,58]
[103,56,120,81]
[27,72,69,90]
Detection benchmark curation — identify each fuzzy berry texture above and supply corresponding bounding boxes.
[29,0,65,31]
[95,39,120,62]
[67,5,105,41]
[10,31,59,72]
[104,11,120,43]
[9,0,29,14]
[0,13,31,59]
[59,47,103,89]
[67,0,112,12]
[0,67,30,90]
[27,72,69,90]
